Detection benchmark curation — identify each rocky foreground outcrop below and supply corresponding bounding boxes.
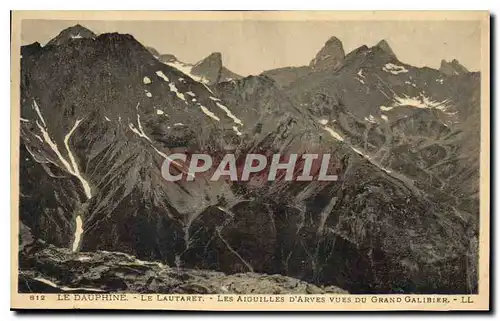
[19,241,347,294]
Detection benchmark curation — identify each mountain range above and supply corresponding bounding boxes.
[18,24,480,294]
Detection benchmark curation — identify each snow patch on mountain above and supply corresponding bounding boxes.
[348,144,399,181]
[383,63,408,75]
[155,70,170,82]
[356,69,366,84]
[351,146,371,159]
[143,76,152,84]
[380,94,452,114]
[200,105,220,121]
[129,112,152,143]
[33,134,43,143]
[127,109,189,174]
[63,119,92,199]
[394,95,451,110]
[32,110,92,252]
[232,126,243,136]
[323,126,344,142]
[404,81,417,87]
[165,61,210,85]
[32,103,92,201]
[380,106,394,111]
[168,83,186,102]
[32,100,47,127]
[72,215,83,252]
[215,102,243,126]
[364,115,377,123]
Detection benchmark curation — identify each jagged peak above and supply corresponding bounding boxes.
[310,36,345,71]
[97,32,135,42]
[195,52,223,67]
[325,36,343,47]
[450,59,468,71]
[439,58,469,76]
[207,52,222,59]
[61,24,94,34]
[190,52,224,85]
[375,39,396,57]
[46,24,97,46]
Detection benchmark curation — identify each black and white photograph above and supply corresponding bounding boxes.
[10,10,490,311]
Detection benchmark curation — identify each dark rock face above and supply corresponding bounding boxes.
[20,31,241,262]
[440,59,470,76]
[19,27,479,294]
[310,36,345,71]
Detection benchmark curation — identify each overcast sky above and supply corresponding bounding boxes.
[21,19,481,75]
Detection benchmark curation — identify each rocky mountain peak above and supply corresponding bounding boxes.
[325,36,343,47]
[375,39,396,57]
[309,36,345,71]
[450,59,469,73]
[46,24,97,46]
[191,52,224,85]
[203,52,223,62]
[194,52,223,70]
[440,59,469,76]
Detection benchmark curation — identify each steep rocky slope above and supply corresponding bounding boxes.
[18,26,480,294]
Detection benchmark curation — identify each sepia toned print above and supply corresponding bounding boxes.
[11,11,490,311]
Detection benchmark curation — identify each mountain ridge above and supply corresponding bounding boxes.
[18,26,480,294]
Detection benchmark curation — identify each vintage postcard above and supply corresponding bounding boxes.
[10,11,490,311]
